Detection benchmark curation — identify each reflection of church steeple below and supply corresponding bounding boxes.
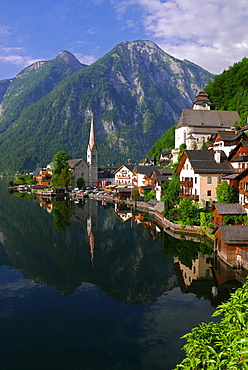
[87,200,98,267]
[87,116,98,187]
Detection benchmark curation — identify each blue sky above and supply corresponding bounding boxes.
[1,0,248,80]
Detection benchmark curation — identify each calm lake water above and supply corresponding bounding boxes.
[0,179,238,370]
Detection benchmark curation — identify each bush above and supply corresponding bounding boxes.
[174,277,248,369]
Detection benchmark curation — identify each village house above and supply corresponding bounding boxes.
[132,165,155,194]
[214,225,248,270]
[175,150,234,203]
[144,167,174,201]
[212,126,248,157]
[228,141,248,172]
[172,91,240,162]
[33,168,54,187]
[213,203,247,227]
[114,165,134,186]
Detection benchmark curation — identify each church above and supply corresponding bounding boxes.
[174,91,240,150]
[68,117,98,187]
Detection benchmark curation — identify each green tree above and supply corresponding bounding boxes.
[53,164,73,189]
[216,181,239,203]
[164,173,180,205]
[53,151,70,175]
[76,176,85,189]
[144,190,156,202]
[179,197,200,225]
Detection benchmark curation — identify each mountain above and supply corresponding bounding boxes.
[0,40,214,173]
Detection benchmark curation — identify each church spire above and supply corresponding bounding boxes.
[87,116,98,187]
[88,116,96,151]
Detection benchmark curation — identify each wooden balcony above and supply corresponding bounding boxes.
[179,193,199,201]
[180,180,193,187]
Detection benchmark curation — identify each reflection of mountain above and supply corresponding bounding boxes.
[0,180,177,302]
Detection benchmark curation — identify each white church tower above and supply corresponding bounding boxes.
[87,116,98,187]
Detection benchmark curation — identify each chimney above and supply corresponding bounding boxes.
[214,150,221,163]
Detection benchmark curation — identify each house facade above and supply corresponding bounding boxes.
[175,150,234,203]
[214,225,248,270]
[213,203,247,227]
[228,141,248,173]
[114,165,134,185]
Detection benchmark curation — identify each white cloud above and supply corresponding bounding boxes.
[74,53,97,65]
[0,47,40,68]
[121,0,248,73]
[86,27,99,35]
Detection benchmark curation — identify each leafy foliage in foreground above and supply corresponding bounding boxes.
[174,277,248,369]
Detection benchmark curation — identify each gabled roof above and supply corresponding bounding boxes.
[134,165,156,176]
[177,110,240,129]
[214,203,247,215]
[176,150,234,175]
[228,141,248,161]
[217,225,248,244]
[113,164,134,174]
[213,130,237,142]
[68,158,88,168]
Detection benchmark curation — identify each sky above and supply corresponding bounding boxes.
[1,0,248,80]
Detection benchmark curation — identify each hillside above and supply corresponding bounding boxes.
[0,40,214,173]
[205,57,248,127]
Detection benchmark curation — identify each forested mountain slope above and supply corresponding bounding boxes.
[205,57,248,127]
[0,40,213,173]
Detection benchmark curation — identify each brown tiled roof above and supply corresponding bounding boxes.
[218,225,248,244]
[177,110,240,129]
[215,203,247,215]
[185,150,234,174]
[67,159,87,168]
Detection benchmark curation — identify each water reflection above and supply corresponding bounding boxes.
[1,179,245,369]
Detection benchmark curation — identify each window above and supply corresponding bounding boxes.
[207,177,212,184]
[195,177,197,184]
[207,190,211,196]
[217,177,221,184]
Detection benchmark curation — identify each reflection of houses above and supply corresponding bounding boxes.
[174,254,213,291]
[213,203,247,227]
[114,203,132,222]
[214,225,248,270]
[175,150,233,203]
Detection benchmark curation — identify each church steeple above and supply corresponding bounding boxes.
[87,116,98,186]
[192,91,212,110]
[88,116,96,151]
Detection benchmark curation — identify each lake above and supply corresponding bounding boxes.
[0,179,239,369]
